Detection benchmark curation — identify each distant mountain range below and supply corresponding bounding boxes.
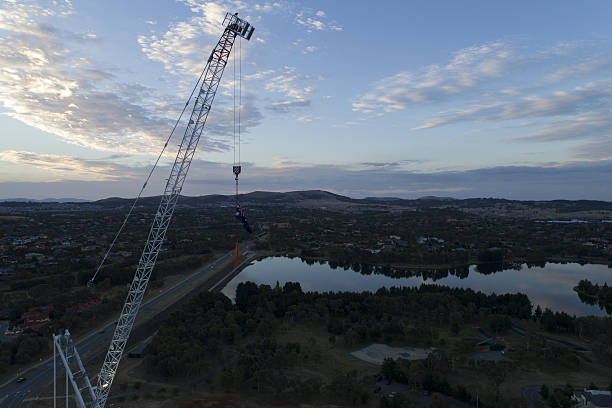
[0,198,91,203]
[1,190,611,214]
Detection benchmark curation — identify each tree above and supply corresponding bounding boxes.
[534,305,542,320]
[381,358,398,382]
[540,384,549,399]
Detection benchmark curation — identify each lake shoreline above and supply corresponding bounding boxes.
[261,251,612,271]
[223,255,612,317]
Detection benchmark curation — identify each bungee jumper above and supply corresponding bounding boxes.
[234,166,252,233]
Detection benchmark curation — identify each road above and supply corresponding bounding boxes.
[0,243,252,408]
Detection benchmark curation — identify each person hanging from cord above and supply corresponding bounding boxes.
[235,202,252,233]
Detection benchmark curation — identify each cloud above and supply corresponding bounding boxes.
[137,0,321,127]
[138,0,281,77]
[546,57,612,82]
[296,114,320,123]
[295,9,342,32]
[518,111,612,143]
[414,81,612,130]
[0,1,176,154]
[359,160,425,169]
[202,93,263,139]
[353,41,513,112]
[0,150,135,181]
[254,2,285,12]
[302,45,317,54]
[382,41,612,158]
[266,99,310,112]
[264,67,312,99]
[0,0,263,156]
[263,66,315,112]
[572,139,612,161]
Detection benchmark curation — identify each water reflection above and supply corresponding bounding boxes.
[222,257,611,317]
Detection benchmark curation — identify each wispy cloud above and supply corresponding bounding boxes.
[295,8,342,32]
[346,38,612,163]
[545,57,612,82]
[414,81,612,130]
[296,114,320,123]
[572,138,612,161]
[0,150,133,180]
[353,41,513,113]
[518,111,612,143]
[263,66,316,112]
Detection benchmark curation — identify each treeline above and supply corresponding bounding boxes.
[300,246,471,271]
[300,256,473,281]
[574,279,612,314]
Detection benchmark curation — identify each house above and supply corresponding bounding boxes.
[573,390,612,408]
[18,305,53,330]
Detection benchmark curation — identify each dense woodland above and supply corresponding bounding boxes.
[143,282,612,407]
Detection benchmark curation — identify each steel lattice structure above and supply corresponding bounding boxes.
[54,13,254,408]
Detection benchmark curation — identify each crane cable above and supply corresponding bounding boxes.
[233,36,244,201]
[88,65,208,286]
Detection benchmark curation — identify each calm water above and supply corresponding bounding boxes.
[222,257,612,317]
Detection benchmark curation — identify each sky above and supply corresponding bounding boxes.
[0,0,611,200]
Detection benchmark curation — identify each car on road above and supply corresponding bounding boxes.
[16,377,26,383]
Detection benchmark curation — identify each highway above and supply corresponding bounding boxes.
[0,243,251,408]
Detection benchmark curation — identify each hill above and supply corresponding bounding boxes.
[1,190,611,218]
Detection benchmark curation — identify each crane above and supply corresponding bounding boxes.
[52,13,254,408]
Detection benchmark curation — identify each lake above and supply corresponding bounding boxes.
[222,257,612,317]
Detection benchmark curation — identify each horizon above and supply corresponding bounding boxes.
[2,188,612,203]
[1,1,612,200]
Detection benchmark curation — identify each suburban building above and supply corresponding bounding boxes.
[573,390,612,408]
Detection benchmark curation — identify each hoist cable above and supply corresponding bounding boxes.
[89,66,207,286]
[233,43,236,168]
[239,36,242,167]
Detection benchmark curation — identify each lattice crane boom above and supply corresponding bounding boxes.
[54,13,254,408]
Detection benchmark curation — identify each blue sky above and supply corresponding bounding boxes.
[0,0,611,200]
